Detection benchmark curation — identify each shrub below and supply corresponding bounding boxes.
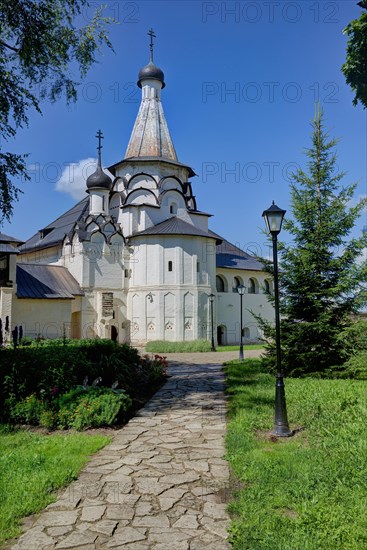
[56,387,132,430]
[70,391,131,430]
[7,387,132,430]
[0,339,168,426]
[39,410,57,430]
[7,394,46,425]
[146,339,211,353]
[0,340,141,416]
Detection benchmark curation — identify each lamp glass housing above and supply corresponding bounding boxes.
[262,202,286,235]
[209,293,215,302]
[237,285,246,295]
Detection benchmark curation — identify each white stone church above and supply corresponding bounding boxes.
[0,45,274,346]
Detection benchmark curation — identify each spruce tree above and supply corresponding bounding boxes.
[260,109,367,376]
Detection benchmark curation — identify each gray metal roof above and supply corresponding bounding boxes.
[16,264,84,299]
[209,230,265,272]
[0,243,19,254]
[0,232,24,245]
[19,197,89,253]
[129,216,220,241]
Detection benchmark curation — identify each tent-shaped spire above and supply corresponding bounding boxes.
[125,30,178,161]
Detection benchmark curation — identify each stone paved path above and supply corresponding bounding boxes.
[10,351,261,550]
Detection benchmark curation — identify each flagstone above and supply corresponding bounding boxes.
[80,505,106,522]
[55,530,98,548]
[89,519,118,536]
[106,527,147,547]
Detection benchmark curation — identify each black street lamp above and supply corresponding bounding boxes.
[262,201,293,437]
[209,293,216,352]
[237,284,246,360]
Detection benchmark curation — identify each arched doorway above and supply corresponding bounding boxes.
[71,312,81,339]
[217,325,227,346]
[111,325,118,343]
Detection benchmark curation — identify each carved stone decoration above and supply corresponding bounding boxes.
[184,319,192,330]
[165,321,174,331]
[132,322,139,333]
[147,322,155,331]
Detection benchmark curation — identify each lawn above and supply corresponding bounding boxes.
[145,340,264,353]
[225,359,367,550]
[0,426,110,546]
[216,344,264,352]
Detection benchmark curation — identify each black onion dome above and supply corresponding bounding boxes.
[86,165,112,190]
[138,61,165,88]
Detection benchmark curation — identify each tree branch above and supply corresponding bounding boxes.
[0,40,19,53]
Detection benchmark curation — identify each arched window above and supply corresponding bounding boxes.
[233,276,242,292]
[169,203,177,214]
[216,275,225,293]
[264,279,272,294]
[248,277,259,294]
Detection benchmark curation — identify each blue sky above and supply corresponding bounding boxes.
[3,0,366,259]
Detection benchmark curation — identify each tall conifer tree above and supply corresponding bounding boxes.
[260,109,367,375]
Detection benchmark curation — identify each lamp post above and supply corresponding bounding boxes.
[209,293,215,352]
[262,201,293,437]
[237,284,246,360]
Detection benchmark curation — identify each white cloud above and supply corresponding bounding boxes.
[56,158,97,200]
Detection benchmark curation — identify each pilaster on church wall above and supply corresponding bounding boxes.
[0,287,14,333]
[63,240,83,286]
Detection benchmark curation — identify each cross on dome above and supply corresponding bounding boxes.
[148,28,156,62]
[96,129,104,162]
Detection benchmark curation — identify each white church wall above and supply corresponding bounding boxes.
[187,213,209,231]
[13,298,73,339]
[0,287,15,337]
[80,236,124,290]
[215,268,274,344]
[19,245,63,266]
[126,234,216,344]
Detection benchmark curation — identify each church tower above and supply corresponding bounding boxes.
[107,30,218,344]
[86,130,112,216]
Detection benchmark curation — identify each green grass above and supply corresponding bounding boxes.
[145,339,212,353]
[145,341,264,353]
[225,359,367,550]
[0,426,110,546]
[216,344,264,352]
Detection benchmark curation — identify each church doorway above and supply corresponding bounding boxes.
[71,312,81,339]
[111,325,118,343]
[217,325,226,346]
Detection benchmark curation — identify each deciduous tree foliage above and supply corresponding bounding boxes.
[0,0,114,223]
[342,4,367,109]
[258,109,367,376]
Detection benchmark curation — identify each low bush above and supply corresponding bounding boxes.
[7,387,132,430]
[0,340,168,426]
[146,339,211,353]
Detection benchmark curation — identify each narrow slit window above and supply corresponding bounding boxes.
[197,261,200,272]
[168,261,173,272]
